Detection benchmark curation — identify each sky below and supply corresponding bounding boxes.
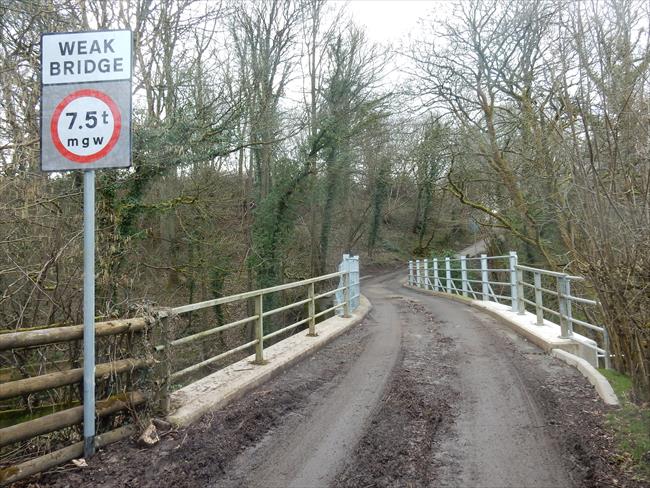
[338,0,451,46]
[328,0,456,91]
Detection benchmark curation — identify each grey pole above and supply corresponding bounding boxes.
[509,251,518,312]
[423,258,429,290]
[83,170,96,459]
[432,258,439,291]
[460,255,468,297]
[445,257,452,293]
[480,254,488,301]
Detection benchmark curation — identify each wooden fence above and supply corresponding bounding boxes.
[0,264,359,485]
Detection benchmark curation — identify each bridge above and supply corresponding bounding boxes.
[0,253,620,487]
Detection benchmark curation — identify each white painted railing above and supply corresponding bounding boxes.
[408,252,610,369]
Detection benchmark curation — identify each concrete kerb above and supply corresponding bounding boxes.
[166,295,373,427]
[551,349,619,406]
[402,281,619,407]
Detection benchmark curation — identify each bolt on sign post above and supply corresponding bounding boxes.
[40,29,132,459]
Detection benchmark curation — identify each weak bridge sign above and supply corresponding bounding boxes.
[41,30,132,171]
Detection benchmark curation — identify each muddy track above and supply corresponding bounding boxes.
[334,298,460,488]
[30,320,373,488]
[23,271,646,488]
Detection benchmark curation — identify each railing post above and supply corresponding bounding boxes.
[445,257,452,293]
[408,260,414,286]
[433,257,439,291]
[417,259,422,288]
[481,254,488,300]
[423,258,429,290]
[603,328,611,369]
[566,278,574,336]
[156,311,171,415]
[557,275,572,339]
[516,267,525,314]
[308,282,317,336]
[460,255,468,297]
[509,251,518,312]
[533,271,544,325]
[254,292,265,363]
[343,271,351,318]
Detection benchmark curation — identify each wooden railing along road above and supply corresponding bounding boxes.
[0,256,361,485]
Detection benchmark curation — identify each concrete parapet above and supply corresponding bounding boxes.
[167,295,372,427]
[551,349,619,406]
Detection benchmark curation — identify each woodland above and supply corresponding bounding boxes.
[1,0,648,401]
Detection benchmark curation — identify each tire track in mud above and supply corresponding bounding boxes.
[334,298,460,488]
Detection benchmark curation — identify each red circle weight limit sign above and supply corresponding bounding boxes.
[51,89,121,163]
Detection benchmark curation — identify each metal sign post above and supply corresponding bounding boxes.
[40,29,132,459]
[83,169,95,457]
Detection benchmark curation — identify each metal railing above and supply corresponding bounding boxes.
[408,252,610,369]
[155,256,361,411]
[0,255,361,485]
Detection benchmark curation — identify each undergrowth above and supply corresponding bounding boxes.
[599,368,650,482]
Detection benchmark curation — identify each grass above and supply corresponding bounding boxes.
[599,368,650,481]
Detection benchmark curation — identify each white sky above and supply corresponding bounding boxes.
[337,0,452,46]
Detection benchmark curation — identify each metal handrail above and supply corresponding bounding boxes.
[262,298,311,318]
[161,259,361,390]
[171,339,259,381]
[516,264,567,278]
[166,270,345,316]
[161,315,259,350]
[408,252,610,368]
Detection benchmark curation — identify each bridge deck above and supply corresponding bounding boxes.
[35,271,611,488]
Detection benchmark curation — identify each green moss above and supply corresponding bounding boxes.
[0,401,80,429]
[0,466,20,484]
[599,368,650,481]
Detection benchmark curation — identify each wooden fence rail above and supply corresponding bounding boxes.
[0,358,151,401]
[0,391,145,448]
[0,317,149,350]
[0,260,360,486]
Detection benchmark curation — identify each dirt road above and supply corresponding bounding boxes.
[218,282,402,488]
[35,271,632,488]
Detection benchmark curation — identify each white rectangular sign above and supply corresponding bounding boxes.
[41,29,132,171]
[42,30,132,85]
